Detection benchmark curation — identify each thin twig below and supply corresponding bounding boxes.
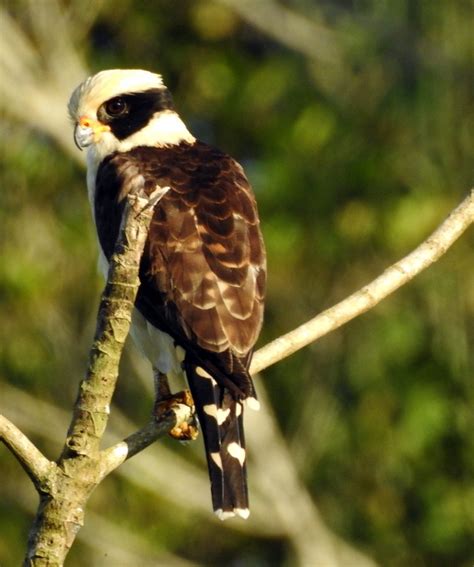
[251,190,474,375]
[99,403,192,478]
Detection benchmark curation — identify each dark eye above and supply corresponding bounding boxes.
[105,97,128,117]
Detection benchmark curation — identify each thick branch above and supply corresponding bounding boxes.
[0,414,53,490]
[62,189,166,459]
[251,190,473,374]
[24,188,167,567]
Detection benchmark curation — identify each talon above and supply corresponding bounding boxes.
[153,389,198,441]
[170,420,199,441]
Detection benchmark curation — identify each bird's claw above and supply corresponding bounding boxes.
[154,389,198,441]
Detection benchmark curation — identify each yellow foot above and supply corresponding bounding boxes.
[154,390,198,441]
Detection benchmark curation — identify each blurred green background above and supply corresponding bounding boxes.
[0,1,473,566]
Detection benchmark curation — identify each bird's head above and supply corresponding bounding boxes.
[68,69,194,160]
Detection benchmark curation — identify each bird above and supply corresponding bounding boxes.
[68,69,266,520]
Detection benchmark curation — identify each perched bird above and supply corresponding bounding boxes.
[68,69,266,520]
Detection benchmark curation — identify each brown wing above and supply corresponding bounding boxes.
[147,145,265,357]
[95,141,266,369]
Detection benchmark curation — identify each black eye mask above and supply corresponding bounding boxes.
[98,88,175,140]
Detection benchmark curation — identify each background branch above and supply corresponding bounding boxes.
[219,0,343,66]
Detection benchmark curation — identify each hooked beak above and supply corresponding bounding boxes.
[74,123,94,150]
[73,117,110,150]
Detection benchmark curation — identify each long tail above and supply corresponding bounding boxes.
[185,360,252,520]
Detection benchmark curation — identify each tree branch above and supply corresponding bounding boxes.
[99,403,192,478]
[62,191,161,459]
[0,414,54,491]
[251,190,473,375]
[24,187,170,566]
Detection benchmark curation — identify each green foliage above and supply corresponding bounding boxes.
[1,1,473,565]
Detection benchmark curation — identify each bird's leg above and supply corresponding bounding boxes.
[154,369,172,402]
[153,370,198,441]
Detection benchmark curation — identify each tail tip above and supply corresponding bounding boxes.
[215,507,250,521]
[246,396,260,411]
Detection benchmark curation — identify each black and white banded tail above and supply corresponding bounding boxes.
[185,361,256,519]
